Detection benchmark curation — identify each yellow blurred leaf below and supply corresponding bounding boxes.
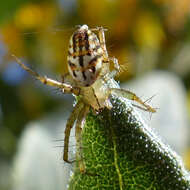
[14,3,56,30]
[133,12,165,50]
[1,23,24,55]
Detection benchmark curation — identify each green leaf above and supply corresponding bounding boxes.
[69,96,190,190]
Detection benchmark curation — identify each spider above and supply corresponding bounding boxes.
[12,24,156,174]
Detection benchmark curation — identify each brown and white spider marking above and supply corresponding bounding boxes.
[12,24,156,173]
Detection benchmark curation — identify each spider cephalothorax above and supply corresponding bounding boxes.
[12,24,156,174]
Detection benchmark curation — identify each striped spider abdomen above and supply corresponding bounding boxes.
[67,25,104,87]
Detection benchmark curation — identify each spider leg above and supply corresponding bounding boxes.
[12,55,80,96]
[75,105,90,173]
[63,100,84,163]
[95,28,121,78]
[95,26,108,58]
[100,58,120,87]
[110,88,156,113]
[108,57,120,78]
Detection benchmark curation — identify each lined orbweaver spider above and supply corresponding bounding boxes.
[12,25,156,173]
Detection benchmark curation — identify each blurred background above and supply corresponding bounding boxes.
[0,0,190,189]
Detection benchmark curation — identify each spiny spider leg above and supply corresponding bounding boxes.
[143,94,157,104]
[75,104,90,173]
[110,88,156,113]
[95,27,120,79]
[11,55,80,95]
[96,26,108,58]
[132,104,153,112]
[63,100,84,163]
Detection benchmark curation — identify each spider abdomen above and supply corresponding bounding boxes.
[67,25,103,86]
